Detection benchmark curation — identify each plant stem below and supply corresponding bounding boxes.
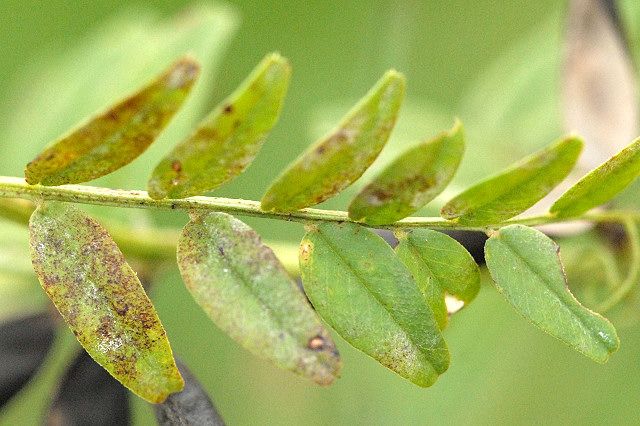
[1,176,635,231]
[0,179,301,273]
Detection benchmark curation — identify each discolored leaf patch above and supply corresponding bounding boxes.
[441,136,583,226]
[25,57,199,186]
[29,202,183,403]
[300,222,449,387]
[551,136,640,218]
[395,229,480,329]
[349,120,465,225]
[261,70,405,212]
[177,212,341,385]
[148,53,290,199]
[485,224,619,363]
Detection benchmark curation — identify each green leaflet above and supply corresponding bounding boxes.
[177,212,341,385]
[441,136,583,226]
[551,137,640,218]
[395,229,480,330]
[261,70,405,212]
[485,224,619,363]
[299,222,449,387]
[25,57,199,186]
[148,53,290,199]
[349,120,464,225]
[28,202,183,403]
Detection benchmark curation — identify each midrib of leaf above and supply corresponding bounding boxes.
[315,229,437,364]
[405,242,441,293]
[496,236,602,339]
[197,226,300,342]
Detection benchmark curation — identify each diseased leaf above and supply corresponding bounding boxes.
[395,229,480,329]
[349,120,464,225]
[47,350,130,426]
[154,359,224,426]
[299,222,449,387]
[551,137,640,218]
[485,224,619,363]
[441,136,583,226]
[177,212,341,385]
[148,53,290,199]
[24,57,200,186]
[29,202,183,403]
[261,70,405,212]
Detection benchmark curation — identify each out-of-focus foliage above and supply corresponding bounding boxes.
[2,1,640,425]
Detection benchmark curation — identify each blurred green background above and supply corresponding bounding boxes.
[1,0,640,424]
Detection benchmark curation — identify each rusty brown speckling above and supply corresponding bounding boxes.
[29,201,183,403]
[177,212,341,385]
[25,57,200,186]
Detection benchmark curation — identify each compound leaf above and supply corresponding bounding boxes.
[29,202,183,403]
[349,120,464,225]
[261,70,405,212]
[485,224,619,363]
[25,57,199,186]
[148,53,290,199]
[441,136,583,226]
[299,222,449,387]
[177,212,341,385]
[551,136,640,218]
[395,229,480,329]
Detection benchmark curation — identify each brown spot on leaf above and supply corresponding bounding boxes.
[171,160,182,173]
[223,104,234,114]
[307,335,326,350]
[299,241,313,262]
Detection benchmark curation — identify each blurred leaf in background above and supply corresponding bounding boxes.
[2,1,640,425]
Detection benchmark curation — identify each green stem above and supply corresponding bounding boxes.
[0,178,302,273]
[0,176,635,231]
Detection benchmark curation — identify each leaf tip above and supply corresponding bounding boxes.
[383,68,406,85]
[164,56,201,90]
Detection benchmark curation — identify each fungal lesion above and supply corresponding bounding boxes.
[299,240,314,262]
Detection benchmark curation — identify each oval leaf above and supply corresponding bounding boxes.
[148,53,291,199]
[485,224,619,363]
[349,120,464,225]
[395,229,480,329]
[299,222,449,387]
[441,136,583,226]
[261,70,406,212]
[29,202,183,403]
[551,136,640,218]
[177,212,341,385]
[25,57,200,186]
